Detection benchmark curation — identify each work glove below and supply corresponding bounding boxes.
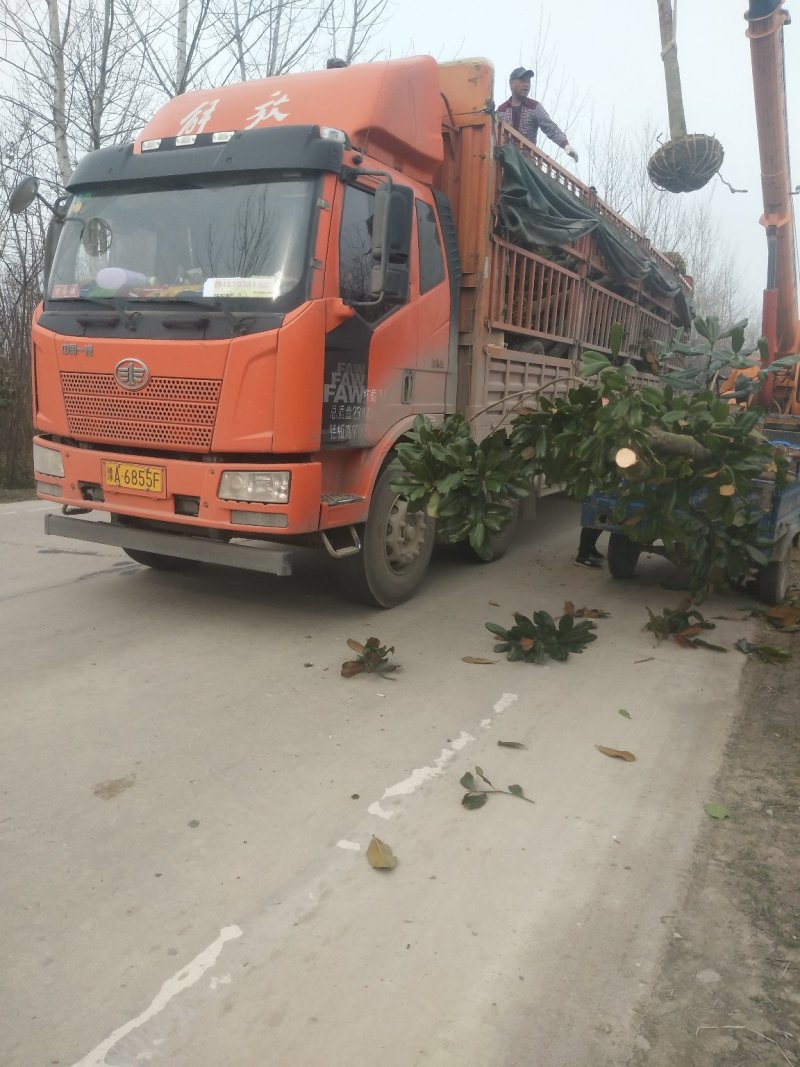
[565,144,579,162]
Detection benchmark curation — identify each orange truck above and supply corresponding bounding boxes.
[11,57,689,606]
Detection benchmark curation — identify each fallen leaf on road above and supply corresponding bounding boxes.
[489,601,501,607]
[497,740,527,749]
[704,803,730,820]
[346,638,365,653]
[596,745,636,762]
[462,656,496,665]
[340,660,364,678]
[367,836,397,869]
[762,605,800,631]
[564,600,610,618]
[462,791,489,810]
[735,639,792,664]
[618,709,632,720]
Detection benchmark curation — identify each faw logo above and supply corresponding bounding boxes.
[113,358,150,391]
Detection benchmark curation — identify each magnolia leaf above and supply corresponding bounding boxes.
[735,638,791,663]
[475,766,494,787]
[618,708,632,720]
[763,605,800,629]
[341,660,365,678]
[462,656,497,665]
[462,791,489,810]
[497,740,527,749]
[704,803,730,820]
[367,836,398,869]
[346,638,364,653]
[596,745,636,762]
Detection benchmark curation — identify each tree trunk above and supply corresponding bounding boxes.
[656,0,687,140]
[176,0,188,94]
[646,426,713,464]
[46,0,72,184]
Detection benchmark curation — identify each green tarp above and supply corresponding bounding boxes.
[495,144,691,326]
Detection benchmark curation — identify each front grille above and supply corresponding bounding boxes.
[60,372,221,448]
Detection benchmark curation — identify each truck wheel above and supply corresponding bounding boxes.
[460,501,521,563]
[607,532,641,579]
[122,548,197,571]
[336,462,435,608]
[757,542,790,606]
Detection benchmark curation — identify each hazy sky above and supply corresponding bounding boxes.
[373,0,800,319]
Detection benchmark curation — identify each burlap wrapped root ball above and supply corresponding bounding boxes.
[647,134,724,193]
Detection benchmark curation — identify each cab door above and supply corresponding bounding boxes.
[323,180,419,448]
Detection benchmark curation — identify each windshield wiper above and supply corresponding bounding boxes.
[54,294,143,331]
[159,295,256,336]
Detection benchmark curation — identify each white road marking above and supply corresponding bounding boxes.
[336,839,362,851]
[368,732,475,819]
[70,925,243,1067]
[493,693,518,715]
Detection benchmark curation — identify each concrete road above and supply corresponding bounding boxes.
[1,497,754,1067]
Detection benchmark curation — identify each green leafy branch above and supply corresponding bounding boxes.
[643,599,727,651]
[391,416,530,560]
[460,767,534,809]
[392,316,788,602]
[341,637,400,678]
[486,609,598,664]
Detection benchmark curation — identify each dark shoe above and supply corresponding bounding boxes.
[575,556,602,568]
[588,549,604,560]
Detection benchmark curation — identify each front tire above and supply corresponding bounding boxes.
[607,532,641,579]
[336,462,436,608]
[122,548,197,571]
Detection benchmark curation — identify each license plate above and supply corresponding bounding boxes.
[102,461,166,497]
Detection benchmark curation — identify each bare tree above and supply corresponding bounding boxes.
[583,116,755,329]
[0,0,393,487]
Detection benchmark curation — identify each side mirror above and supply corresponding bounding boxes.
[8,176,40,214]
[370,183,411,304]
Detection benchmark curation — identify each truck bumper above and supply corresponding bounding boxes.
[33,435,323,534]
[44,512,294,575]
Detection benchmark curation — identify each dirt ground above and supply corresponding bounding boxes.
[627,562,800,1066]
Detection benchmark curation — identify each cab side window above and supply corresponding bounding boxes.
[339,183,413,322]
[339,185,375,306]
[415,199,445,294]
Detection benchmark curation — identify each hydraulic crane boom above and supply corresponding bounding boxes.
[745,0,800,414]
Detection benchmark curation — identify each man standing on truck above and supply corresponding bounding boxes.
[497,67,579,162]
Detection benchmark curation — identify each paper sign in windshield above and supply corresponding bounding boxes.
[203,276,279,299]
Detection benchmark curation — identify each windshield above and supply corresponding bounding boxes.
[48,175,318,312]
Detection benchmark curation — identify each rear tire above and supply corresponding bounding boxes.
[122,548,197,571]
[607,532,641,579]
[336,462,436,608]
[757,541,790,606]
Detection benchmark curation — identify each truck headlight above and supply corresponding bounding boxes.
[33,443,65,477]
[218,471,291,504]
